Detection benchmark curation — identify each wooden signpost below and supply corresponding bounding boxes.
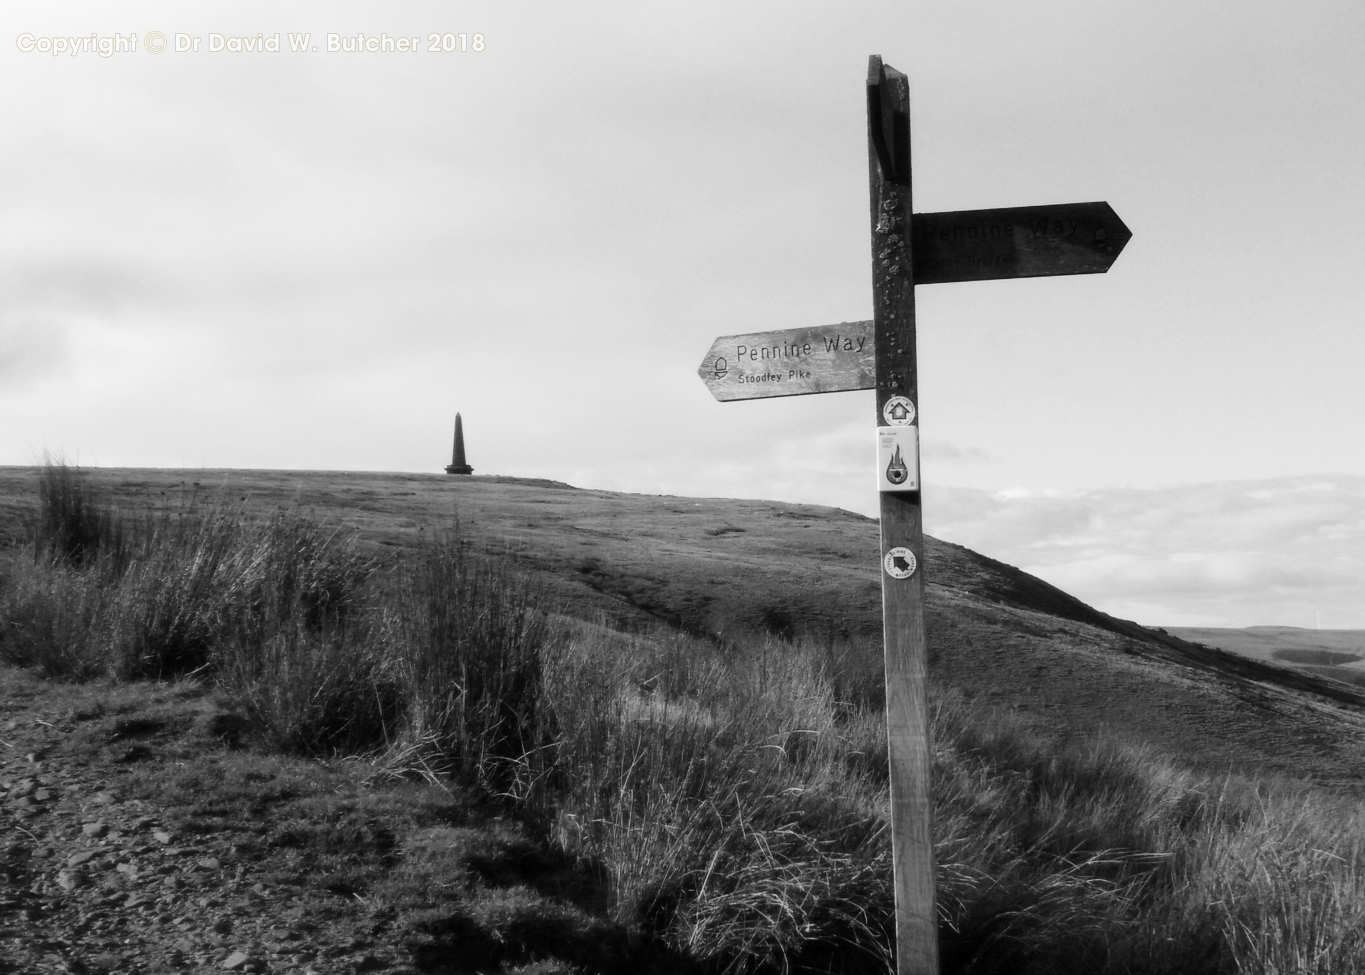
[698,321,874,400]
[913,202,1130,284]
[697,56,1131,974]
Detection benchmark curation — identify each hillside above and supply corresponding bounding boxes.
[3,465,1363,794]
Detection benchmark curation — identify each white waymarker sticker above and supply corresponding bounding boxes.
[883,395,916,426]
[876,425,919,492]
[883,547,917,579]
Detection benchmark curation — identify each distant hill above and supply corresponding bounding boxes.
[3,465,1364,792]
[1170,625,1365,690]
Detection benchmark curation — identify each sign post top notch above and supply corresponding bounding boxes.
[867,55,907,182]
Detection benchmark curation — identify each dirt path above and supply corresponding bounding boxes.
[0,674,415,974]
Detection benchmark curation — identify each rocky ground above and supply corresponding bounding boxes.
[0,665,601,975]
[1,704,407,974]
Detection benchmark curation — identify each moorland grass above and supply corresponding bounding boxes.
[33,453,127,569]
[3,462,1365,973]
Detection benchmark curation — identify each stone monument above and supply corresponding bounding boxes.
[445,412,473,475]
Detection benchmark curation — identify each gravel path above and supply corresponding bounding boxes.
[0,698,418,975]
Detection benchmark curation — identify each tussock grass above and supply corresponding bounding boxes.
[2,491,375,685]
[33,454,127,569]
[381,529,551,793]
[5,461,1365,973]
[535,629,894,972]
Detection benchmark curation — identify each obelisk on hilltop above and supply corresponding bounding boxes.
[445,413,473,475]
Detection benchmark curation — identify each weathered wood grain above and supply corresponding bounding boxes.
[869,55,939,975]
[697,321,874,401]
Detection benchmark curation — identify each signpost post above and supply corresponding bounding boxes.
[697,56,1130,975]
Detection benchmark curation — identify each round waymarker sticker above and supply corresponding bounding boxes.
[883,547,917,579]
[883,396,916,426]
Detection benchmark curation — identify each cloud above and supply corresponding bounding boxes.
[0,264,140,384]
[925,475,1365,628]
[0,313,69,383]
[0,260,187,389]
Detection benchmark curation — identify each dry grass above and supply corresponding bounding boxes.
[5,462,1365,973]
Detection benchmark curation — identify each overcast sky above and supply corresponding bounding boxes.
[2,0,1362,628]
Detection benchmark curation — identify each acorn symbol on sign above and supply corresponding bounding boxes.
[713,357,729,380]
[886,444,908,485]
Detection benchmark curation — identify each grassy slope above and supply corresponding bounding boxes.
[3,465,1363,794]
